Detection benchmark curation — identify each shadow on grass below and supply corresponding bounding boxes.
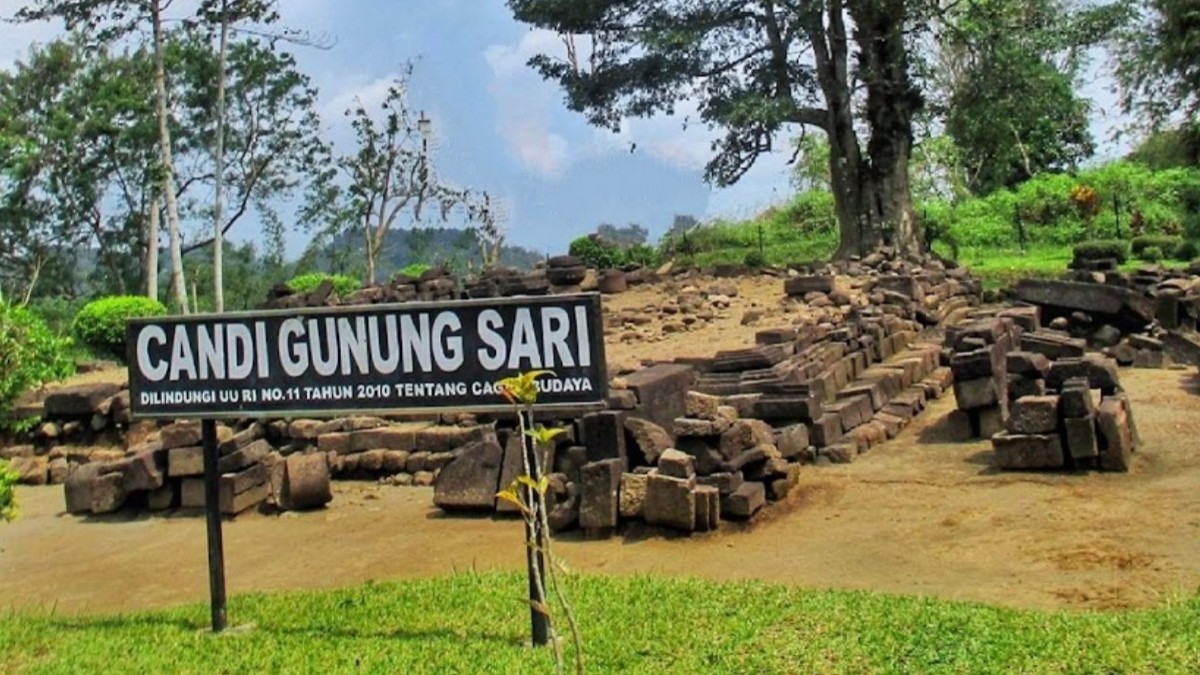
[257,623,519,647]
[41,614,519,648]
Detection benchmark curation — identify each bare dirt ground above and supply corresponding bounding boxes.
[4,277,1200,616]
[3,367,1199,616]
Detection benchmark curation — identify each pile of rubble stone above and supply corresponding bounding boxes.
[1011,260,1200,368]
[947,307,1142,472]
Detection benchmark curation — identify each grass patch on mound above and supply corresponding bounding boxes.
[3,572,1200,674]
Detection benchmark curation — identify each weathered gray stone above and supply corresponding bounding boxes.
[694,485,720,532]
[721,481,766,519]
[579,458,623,531]
[8,456,47,485]
[623,417,673,465]
[160,421,202,450]
[643,472,696,531]
[954,377,1001,410]
[281,453,333,510]
[89,471,128,514]
[581,411,628,466]
[167,446,204,477]
[216,439,270,474]
[1007,396,1060,435]
[432,439,504,511]
[685,391,721,420]
[619,473,648,519]
[992,433,1064,470]
[718,419,776,460]
[657,449,695,479]
[1096,398,1133,472]
[119,450,166,492]
[1063,416,1099,460]
[64,463,103,514]
[43,383,123,418]
[775,424,811,460]
[623,364,695,434]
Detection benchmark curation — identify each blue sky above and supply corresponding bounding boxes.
[0,0,1134,258]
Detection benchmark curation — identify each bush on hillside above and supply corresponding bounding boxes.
[1072,240,1130,265]
[397,263,431,279]
[1131,235,1184,257]
[71,296,167,360]
[1139,245,1164,263]
[287,273,360,297]
[2,298,75,425]
[1174,240,1200,261]
[569,236,626,270]
[744,250,767,268]
[625,244,661,268]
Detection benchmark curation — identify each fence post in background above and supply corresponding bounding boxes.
[758,223,765,258]
[1015,204,1026,254]
[1114,193,1121,239]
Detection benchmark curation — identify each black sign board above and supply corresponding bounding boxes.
[126,293,608,420]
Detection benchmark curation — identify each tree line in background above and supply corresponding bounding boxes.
[1,0,512,315]
[1,0,1198,317]
[508,0,1197,256]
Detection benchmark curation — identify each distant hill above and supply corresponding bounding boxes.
[317,227,545,276]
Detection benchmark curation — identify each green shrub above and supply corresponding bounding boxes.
[287,273,361,296]
[1072,240,1130,264]
[743,250,767,268]
[568,236,626,270]
[625,244,661,268]
[397,263,431,279]
[0,459,16,521]
[1174,240,1200,261]
[2,298,75,427]
[1140,245,1164,263]
[1131,235,1184,257]
[71,296,167,360]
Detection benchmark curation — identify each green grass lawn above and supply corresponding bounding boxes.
[4,572,1200,674]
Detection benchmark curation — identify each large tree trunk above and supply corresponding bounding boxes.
[847,0,923,258]
[152,3,189,313]
[211,4,230,312]
[812,0,923,259]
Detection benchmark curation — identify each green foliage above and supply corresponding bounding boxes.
[743,250,766,268]
[286,273,361,297]
[624,244,660,268]
[1128,124,1200,169]
[1,297,74,426]
[568,236,626,270]
[1140,245,1164,263]
[919,161,1200,250]
[6,572,1200,672]
[1073,240,1131,264]
[397,263,431,279]
[1132,235,1184,258]
[0,459,16,522]
[71,296,167,360]
[1116,0,1200,125]
[1175,240,1200,261]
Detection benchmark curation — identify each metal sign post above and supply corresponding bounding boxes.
[201,419,228,632]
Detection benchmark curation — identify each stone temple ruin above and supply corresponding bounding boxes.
[2,249,1195,536]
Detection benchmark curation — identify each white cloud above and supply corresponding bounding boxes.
[483,29,575,179]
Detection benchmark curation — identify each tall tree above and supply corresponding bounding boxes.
[17,0,192,312]
[507,0,929,257]
[302,65,476,284]
[923,0,1122,194]
[1116,0,1200,128]
[0,33,325,302]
